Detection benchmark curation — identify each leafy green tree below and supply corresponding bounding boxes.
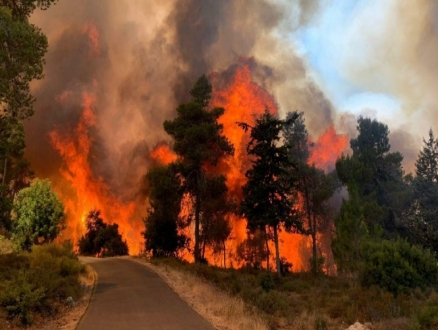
[0,6,48,119]
[12,179,65,251]
[78,209,128,256]
[163,75,234,262]
[0,116,33,193]
[142,165,188,257]
[336,117,408,237]
[332,182,369,277]
[239,110,304,276]
[399,129,438,254]
[359,239,438,299]
[0,0,58,20]
[416,129,438,183]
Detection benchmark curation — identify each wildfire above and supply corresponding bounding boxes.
[48,91,143,254]
[309,125,349,171]
[82,22,101,57]
[150,143,177,165]
[146,59,348,270]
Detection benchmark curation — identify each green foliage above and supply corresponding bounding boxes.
[258,271,275,292]
[359,239,438,298]
[0,6,48,119]
[332,182,369,276]
[12,179,65,251]
[415,129,438,183]
[414,293,438,329]
[0,0,58,20]
[0,242,85,325]
[78,209,128,256]
[403,128,438,255]
[336,117,409,238]
[163,75,233,262]
[240,110,304,275]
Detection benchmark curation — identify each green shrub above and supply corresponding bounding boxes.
[258,271,275,292]
[359,239,438,298]
[252,290,289,316]
[0,243,85,325]
[0,270,46,324]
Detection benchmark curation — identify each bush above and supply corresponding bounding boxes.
[359,239,438,298]
[258,271,275,292]
[0,243,85,325]
[78,210,128,256]
[12,179,65,251]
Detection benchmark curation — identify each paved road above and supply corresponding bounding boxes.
[78,257,215,330]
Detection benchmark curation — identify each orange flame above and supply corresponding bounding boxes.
[150,143,177,165]
[309,125,349,171]
[48,92,143,254]
[82,22,100,57]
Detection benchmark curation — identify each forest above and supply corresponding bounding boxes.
[2,0,438,328]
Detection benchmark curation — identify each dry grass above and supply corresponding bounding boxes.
[0,238,13,254]
[132,257,269,330]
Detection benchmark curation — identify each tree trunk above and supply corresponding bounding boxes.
[223,241,226,268]
[311,213,318,274]
[273,225,281,276]
[264,227,270,271]
[194,171,201,263]
[2,157,7,186]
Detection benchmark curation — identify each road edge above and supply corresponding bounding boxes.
[74,262,98,330]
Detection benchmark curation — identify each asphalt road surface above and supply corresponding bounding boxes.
[78,257,216,330]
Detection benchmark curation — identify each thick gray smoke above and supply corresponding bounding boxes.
[27,0,337,204]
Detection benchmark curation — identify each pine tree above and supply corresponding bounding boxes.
[164,75,234,262]
[239,110,304,276]
[415,128,438,183]
[284,111,334,274]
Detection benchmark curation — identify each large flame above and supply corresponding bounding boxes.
[147,60,349,270]
[48,91,143,254]
[309,125,349,171]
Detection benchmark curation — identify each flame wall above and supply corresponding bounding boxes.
[26,1,354,263]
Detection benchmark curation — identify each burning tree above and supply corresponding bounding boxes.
[239,110,305,276]
[163,75,234,263]
[284,111,335,274]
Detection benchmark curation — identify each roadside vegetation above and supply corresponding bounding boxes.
[148,257,438,330]
[0,2,92,328]
[0,242,85,326]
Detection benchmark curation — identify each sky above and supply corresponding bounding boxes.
[292,1,401,122]
[286,0,437,137]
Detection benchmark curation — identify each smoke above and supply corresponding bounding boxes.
[335,0,438,142]
[27,0,341,202]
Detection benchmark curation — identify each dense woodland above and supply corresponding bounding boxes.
[2,0,438,328]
